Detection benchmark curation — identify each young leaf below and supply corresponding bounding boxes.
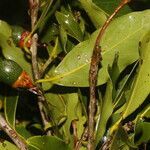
[38,10,150,87]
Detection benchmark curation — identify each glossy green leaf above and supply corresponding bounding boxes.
[55,11,83,42]
[38,10,150,87]
[122,31,150,119]
[0,141,18,150]
[27,136,70,150]
[79,0,108,28]
[4,89,18,129]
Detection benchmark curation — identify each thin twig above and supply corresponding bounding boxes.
[30,34,51,134]
[30,34,39,80]
[0,114,28,150]
[88,0,131,149]
[29,0,51,135]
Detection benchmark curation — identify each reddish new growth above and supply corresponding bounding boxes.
[12,71,34,88]
[19,31,32,48]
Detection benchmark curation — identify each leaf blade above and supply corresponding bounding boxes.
[39,10,150,87]
[122,31,150,118]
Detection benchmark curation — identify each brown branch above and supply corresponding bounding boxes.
[39,54,55,78]
[29,0,51,135]
[72,120,79,149]
[75,126,88,150]
[101,137,112,150]
[88,0,131,149]
[0,114,28,150]
[30,34,51,135]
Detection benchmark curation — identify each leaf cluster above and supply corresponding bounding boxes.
[0,0,149,149]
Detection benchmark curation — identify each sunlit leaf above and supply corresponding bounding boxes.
[38,10,150,87]
[0,141,18,150]
[27,136,70,150]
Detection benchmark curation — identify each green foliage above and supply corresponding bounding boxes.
[39,10,150,87]
[27,136,70,150]
[79,0,108,28]
[122,31,150,119]
[93,0,132,16]
[0,0,149,149]
[0,141,18,150]
[4,90,18,128]
[55,10,84,42]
